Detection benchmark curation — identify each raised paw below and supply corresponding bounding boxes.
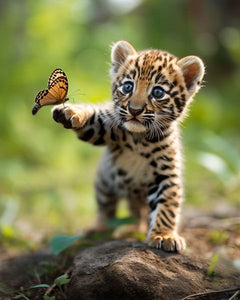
[52,105,83,129]
[148,232,186,252]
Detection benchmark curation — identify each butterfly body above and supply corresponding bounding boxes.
[32,69,69,115]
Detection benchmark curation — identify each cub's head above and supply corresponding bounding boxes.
[110,40,204,135]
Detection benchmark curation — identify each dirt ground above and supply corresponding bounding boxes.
[0,207,239,299]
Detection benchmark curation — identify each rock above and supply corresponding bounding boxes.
[68,241,240,300]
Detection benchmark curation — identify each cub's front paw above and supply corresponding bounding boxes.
[52,105,83,129]
[52,105,72,128]
[148,232,186,252]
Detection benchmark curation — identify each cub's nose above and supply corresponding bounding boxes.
[128,105,145,117]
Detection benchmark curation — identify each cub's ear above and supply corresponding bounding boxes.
[111,40,136,75]
[177,56,205,96]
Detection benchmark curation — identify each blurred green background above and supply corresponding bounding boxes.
[0,0,240,252]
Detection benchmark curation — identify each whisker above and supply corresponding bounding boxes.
[142,114,155,117]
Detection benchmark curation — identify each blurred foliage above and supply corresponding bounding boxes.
[50,234,82,255]
[208,229,229,245]
[0,0,240,252]
[207,252,220,277]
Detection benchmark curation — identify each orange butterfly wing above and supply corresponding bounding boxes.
[48,68,67,89]
[32,70,69,115]
[48,76,68,102]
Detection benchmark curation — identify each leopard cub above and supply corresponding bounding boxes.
[52,41,204,252]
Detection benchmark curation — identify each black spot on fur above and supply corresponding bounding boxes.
[130,69,136,79]
[110,129,116,141]
[118,168,127,176]
[170,91,179,98]
[163,58,167,68]
[174,97,184,112]
[111,145,120,152]
[161,164,172,170]
[150,160,157,168]
[125,143,133,151]
[159,198,167,204]
[152,147,161,153]
[122,130,127,142]
[124,178,132,184]
[155,73,162,84]
[98,116,106,136]
[149,197,167,211]
[160,217,173,229]
[149,70,157,80]
[135,59,141,76]
[141,152,150,158]
[170,201,179,208]
[155,174,169,185]
[167,209,175,218]
[81,128,95,141]
[173,80,178,86]
[157,183,176,198]
[94,136,105,145]
[156,155,173,162]
[161,210,174,225]
[149,199,157,211]
[89,113,95,125]
[148,185,158,195]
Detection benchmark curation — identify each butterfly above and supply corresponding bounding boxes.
[32,68,69,115]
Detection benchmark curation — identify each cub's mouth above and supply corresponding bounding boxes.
[124,118,146,133]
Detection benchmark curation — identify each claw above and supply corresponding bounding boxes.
[148,233,186,253]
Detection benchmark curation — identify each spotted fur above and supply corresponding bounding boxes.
[52,41,205,252]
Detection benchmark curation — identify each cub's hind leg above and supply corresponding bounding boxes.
[93,177,119,231]
[89,150,120,233]
[113,191,149,239]
[128,191,149,234]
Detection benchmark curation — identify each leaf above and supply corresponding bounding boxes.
[107,217,136,228]
[50,234,82,255]
[207,253,220,276]
[54,274,70,286]
[30,284,50,289]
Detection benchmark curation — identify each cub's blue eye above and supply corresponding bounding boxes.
[151,86,165,100]
[121,81,134,94]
